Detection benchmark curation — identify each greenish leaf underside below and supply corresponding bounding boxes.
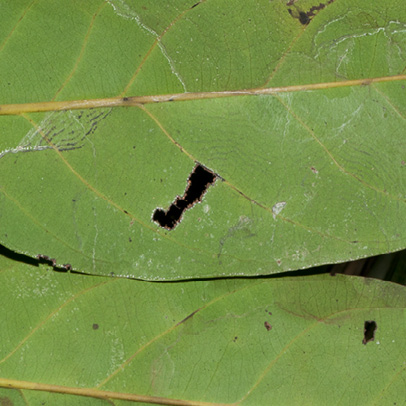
[0,0,405,280]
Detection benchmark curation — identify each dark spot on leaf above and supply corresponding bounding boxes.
[123,210,129,214]
[122,97,129,102]
[129,237,132,242]
[362,320,377,344]
[176,308,200,326]
[288,1,335,25]
[92,323,99,330]
[311,166,318,174]
[264,321,272,331]
[191,2,200,8]
[299,11,310,24]
[288,8,310,25]
[153,164,216,230]
[63,264,72,271]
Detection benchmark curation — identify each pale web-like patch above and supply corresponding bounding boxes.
[0,109,111,160]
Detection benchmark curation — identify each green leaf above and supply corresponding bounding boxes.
[1,255,406,405]
[1,0,406,279]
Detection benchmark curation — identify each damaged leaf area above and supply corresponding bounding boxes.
[1,0,406,279]
[153,163,217,230]
[0,256,406,404]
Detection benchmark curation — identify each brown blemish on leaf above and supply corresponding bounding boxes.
[264,321,272,331]
[92,323,99,330]
[0,397,13,406]
[176,308,201,326]
[362,320,377,345]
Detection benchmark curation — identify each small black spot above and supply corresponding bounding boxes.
[233,336,238,342]
[153,164,216,230]
[288,8,311,25]
[362,320,377,345]
[129,237,132,243]
[191,1,199,8]
[122,97,129,102]
[123,210,129,214]
[92,323,99,330]
[299,11,310,24]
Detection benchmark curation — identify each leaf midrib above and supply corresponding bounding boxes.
[1,74,405,116]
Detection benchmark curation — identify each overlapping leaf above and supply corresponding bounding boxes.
[1,255,406,405]
[1,0,406,279]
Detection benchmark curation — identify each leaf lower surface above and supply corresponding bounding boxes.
[1,0,406,279]
[0,255,406,405]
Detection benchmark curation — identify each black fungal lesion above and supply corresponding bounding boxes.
[152,163,217,230]
[190,1,201,9]
[288,8,310,25]
[287,0,336,25]
[362,320,377,345]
